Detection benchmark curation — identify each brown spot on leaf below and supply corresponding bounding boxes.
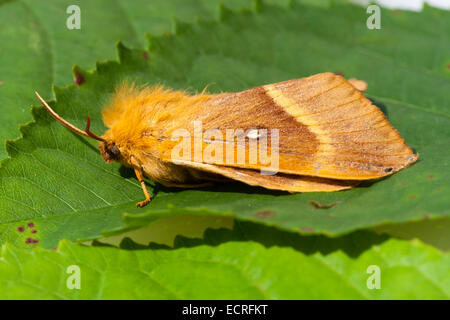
[32,239,39,244]
[427,174,435,179]
[423,214,430,219]
[143,52,149,60]
[300,227,315,233]
[17,226,25,233]
[25,238,33,244]
[0,81,3,85]
[308,200,340,209]
[31,229,37,234]
[253,210,275,218]
[333,71,345,77]
[409,195,416,200]
[74,70,85,86]
[447,64,450,70]
[27,222,34,228]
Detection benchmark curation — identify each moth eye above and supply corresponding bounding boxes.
[111,145,120,156]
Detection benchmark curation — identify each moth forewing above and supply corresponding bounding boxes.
[147,73,417,180]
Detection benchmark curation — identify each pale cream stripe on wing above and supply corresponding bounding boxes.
[263,84,334,173]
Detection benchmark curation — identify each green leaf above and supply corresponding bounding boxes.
[0,0,270,159]
[99,215,450,254]
[116,221,391,258]
[0,3,448,248]
[0,238,448,299]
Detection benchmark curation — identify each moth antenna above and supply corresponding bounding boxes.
[35,91,105,142]
[85,116,105,141]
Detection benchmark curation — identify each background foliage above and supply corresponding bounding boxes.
[0,0,448,299]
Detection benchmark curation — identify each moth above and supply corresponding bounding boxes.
[36,72,418,207]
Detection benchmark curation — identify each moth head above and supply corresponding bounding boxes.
[98,141,121,163]
[35,91,118,162]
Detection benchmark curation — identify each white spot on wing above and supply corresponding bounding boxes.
[247,129,260,139]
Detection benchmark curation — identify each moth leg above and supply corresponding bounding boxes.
[134,167,151,208]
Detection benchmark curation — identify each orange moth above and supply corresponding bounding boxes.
[35,72,418,207]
